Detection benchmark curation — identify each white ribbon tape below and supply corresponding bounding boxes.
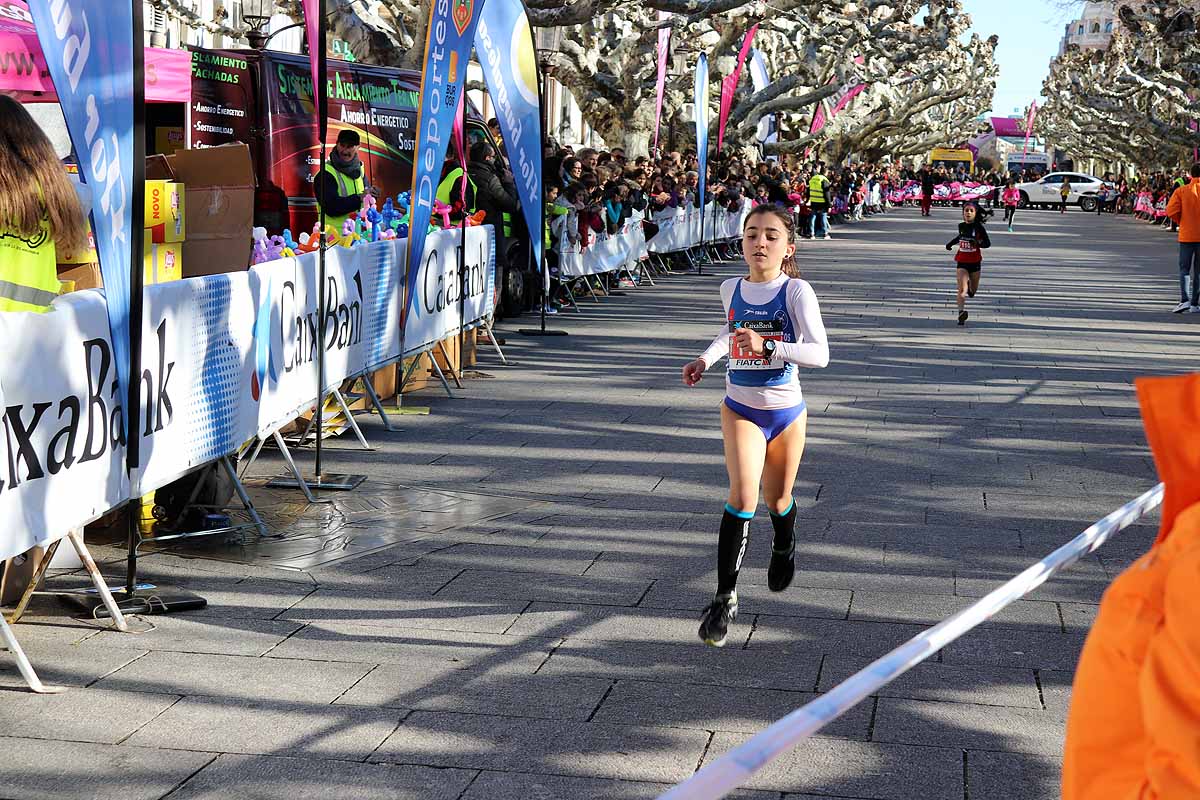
[659,482,1166,800]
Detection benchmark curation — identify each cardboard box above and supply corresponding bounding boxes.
[145,239,183,284]
[57,262,103,292]
[58,229,96,265]
[145,180,186,242]
[149,143,255,278]
[155,126,186,157]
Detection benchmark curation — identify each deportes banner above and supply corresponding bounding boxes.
[0,228,494,563]
[653,11,671,153]
[717,24,757,153]
[475,0,541,270]
[694,53,709,232]
[406,0,488,326]
[27,0,136,444]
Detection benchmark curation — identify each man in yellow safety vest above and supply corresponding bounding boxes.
[436,166,478,223]
[807,162,832,240]
[313,130,368,234]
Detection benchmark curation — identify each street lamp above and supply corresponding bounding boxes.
[533,25,563,140]
[242,0,274,50]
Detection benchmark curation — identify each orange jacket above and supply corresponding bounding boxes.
[1062,373,1200,800]
[1166,178,1200,242]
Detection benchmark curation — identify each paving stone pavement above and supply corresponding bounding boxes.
[2,207,1195,799]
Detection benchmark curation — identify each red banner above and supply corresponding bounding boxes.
[717,24,757,152]
[653,12,671,153]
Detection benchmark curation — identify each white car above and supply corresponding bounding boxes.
[1015,172,1105,211]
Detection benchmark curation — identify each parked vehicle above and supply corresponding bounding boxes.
[188,47,527,317]
[1014,172,1105,211]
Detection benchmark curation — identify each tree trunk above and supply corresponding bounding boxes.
[623,128,653,157]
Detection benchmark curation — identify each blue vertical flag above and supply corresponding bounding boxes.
[694,53,709,221]
[28,0,136,437]
[474,0,541,271]
[406,0,489,324]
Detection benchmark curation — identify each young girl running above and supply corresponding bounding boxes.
[681,206,830,647]
[1001,179,1020,231]
[946,201,991,325]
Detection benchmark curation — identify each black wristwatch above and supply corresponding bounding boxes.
[762,339,777,360]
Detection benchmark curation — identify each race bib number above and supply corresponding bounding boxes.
[729,319,783,369]
[958,239,977,254]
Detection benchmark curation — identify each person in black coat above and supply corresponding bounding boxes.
[464,141,521,312]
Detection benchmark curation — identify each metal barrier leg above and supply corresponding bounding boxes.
[0,613,65,694]
[67,530,129,632]
[563,282,581,313]
[329,387,373,451]
[429,357,456,398]
[240,434,270,480]
[272,431,324,504]
[219,456,269,537]
[436,340,465,389]
[5,540,61,625]
[294,403,319,448]
[361,373,400,431]
[638,260,656,286]
[480,320,509,364]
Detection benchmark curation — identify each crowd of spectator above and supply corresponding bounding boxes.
[468,129,1197,316]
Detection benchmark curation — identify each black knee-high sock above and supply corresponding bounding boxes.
[769,498,797,551]
[717,504,753,596]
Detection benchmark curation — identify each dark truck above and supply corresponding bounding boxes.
[187,47,526,314]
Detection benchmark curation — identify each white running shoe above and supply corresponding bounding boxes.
[1191,306,1200,313]
[1174,301,1191,313]
[821,234,833,240]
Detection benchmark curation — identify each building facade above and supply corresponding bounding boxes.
[1058,1,1117,55]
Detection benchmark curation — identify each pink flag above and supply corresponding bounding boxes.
[716,24,758,152]
[809,102,827,135]
[452,93,468,206]
[1020,101,1038,163]
[300,0,323,109]
[653,12,671,153]
[828,55,867,117]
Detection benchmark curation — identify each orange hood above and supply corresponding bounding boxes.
[1136,373,1200,543]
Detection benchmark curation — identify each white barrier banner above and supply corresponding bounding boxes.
[558,211,648,278]
[0,227,494,561]
[0,293,130,559]
[646,200,750,253]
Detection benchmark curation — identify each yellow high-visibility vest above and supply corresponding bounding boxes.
[0,216,60,313]
[318,162,365,234]
[808,174,828,205]
[435,168,479,218]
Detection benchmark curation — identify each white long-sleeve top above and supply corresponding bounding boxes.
[698,274,829,410]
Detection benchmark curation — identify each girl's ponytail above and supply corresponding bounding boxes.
[781,252,801,278]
